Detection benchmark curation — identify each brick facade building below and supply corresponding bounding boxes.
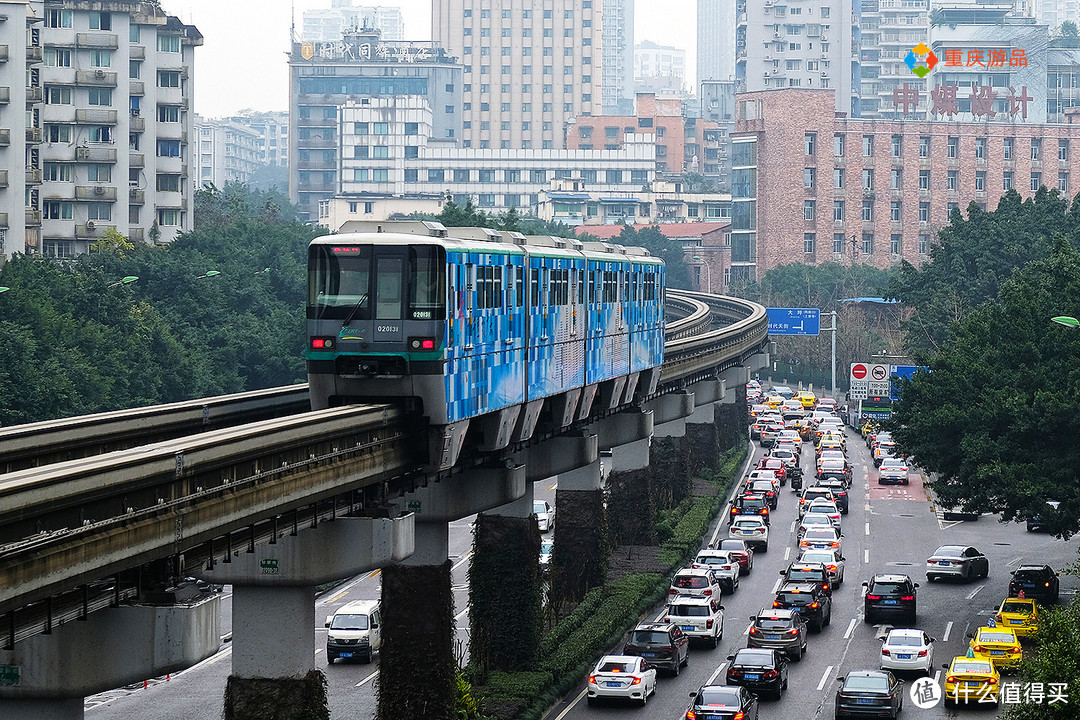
[727,88,1080,285]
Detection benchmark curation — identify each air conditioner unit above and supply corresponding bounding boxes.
[93,185,104,195]
[821,71,829,76]
[76,146,90,160]
[765,55,772,61]
[95,69,105,79]
[85,221,95,230]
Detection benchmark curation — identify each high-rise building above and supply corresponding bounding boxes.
[602,0,635,115]
[697,0,735,82]
[289,29,462,221]
[634,41,686,95]
[735,0,861,116]
[301,2,405,42]
[0,0,201,261]
[194,116,261,189]
[858,0,930,119]
[229,111,289,168]
[1037,0,1080,33]
[432,0,603,150]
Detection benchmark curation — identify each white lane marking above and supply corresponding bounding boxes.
[743,622,751,636]
[451,550,473,571]
[315,649,322,655]
[772,578,782,594]
[553,688,588,720]
[327,589,349,603]
[707,662,729,685]
[548,481,558,491]
[655,608,668,622]
[933,670,942,687]
[790,520,797,533]
[174,646,232,677]
[865,522,871,536]
[710,517,725,548]
[817,664,835,691]
[967,585,984,600]
[864,549,870,564]
[943,621,953,642]
[454,607,470,621]
[355,670,379,687]
[843,618,857,639]
[784,547,791,561]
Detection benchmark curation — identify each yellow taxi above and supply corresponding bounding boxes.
[816,434,846,454]
[943,655,1000,705]
[794,418,814,441]
[996,597,1038,638]
[765,395,785,409]
[795,391,817,409]
[968,625,1023,670]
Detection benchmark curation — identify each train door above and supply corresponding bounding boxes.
[465,262,476,349]
[372,249,405,344]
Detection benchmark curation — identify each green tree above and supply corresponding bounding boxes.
[616,224,693,290]
[92,227,136,257]
[1056,21,1080,48]
[889,237,1080,536]
[1002,598,1080,720]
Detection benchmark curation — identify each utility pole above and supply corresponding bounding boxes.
[824,310,838,398]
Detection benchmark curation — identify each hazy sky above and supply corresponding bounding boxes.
[161,0,697,117]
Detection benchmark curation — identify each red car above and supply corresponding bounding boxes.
[757,457,787,484]
[716,538,756,575]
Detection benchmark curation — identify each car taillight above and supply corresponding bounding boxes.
[800,540,809,546]
[946,675,957,683]
[773,601,782,608]
[758,528,766,533]
[631,676,641,685]
[733,713,744,720]
[974,645,984,652]
[1012,646,1021,653]
[867,595,881,600]
[901,595,914,601]
[918,650,928,657]
[763,669,778,679]
[988,678,998,685]
[830,542,839,547]
[310,337,335,349]
[669,589,678,595]
[823,584,830,590]
[589,675,596,684]
[881,648,890,656]
[705,589,713,596]
[785,629,799,636]
[1046,581,1052,587]
[809,602,819,609]
[664,617,670,622]
[749,627,760,634]
[686,712,696,720]
[706,619,714,629]
[996,613,1002,622]
[727,667,739,676]
[827,564,837,572]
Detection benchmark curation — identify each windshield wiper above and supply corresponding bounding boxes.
[341,293,369,328]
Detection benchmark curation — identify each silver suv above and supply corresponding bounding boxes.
[666,594,725,647]
[747,608,808,661]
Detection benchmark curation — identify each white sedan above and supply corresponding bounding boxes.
[587,655,657,706]
[878,458,910,485]
[799,548,845,586]
[728,516,769,551]
[533,500,555,532]
[880,628,935,675]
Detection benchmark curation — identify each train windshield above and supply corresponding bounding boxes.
[308,244,445,321]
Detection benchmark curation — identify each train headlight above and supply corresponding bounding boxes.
[409,337,437,351]
[311,337,335,349]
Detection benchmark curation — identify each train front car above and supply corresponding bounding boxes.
[306,230,448,419]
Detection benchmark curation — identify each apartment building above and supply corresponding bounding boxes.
[602,0,635,115]
[859,0,930,119]
[194,115,261,189]
[1036,0,1080,32]
[432,0,603,150]
[698,0,736,82]
[302,2,405,42]
[539,179,731,226]
[288,28,461,221]
[634,40,686,95]
[727,88,1080,286]
[735,0,861,116]
[0,0,201,261]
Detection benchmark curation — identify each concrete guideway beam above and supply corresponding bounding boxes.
[590,408,654,452]
[191,515,414,587]
[648,390,696,438]
[688,378,726,406]
[393,464,526,524]
[518,432,598,484]
[0,595,220,704]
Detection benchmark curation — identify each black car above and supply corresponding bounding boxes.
[863,574,918,623]
[726,648,788,700]
[772,581,832,632]
[623,622,690,676]
[835,670,904,719]
[1026,501,1061,532]
[686,684,759,720]
[779,561,833,596]
[813,478,849,513]
[1008,564,1060,604]
[730,493,771,525]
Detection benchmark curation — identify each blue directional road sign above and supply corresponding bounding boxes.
[766,307,821,336]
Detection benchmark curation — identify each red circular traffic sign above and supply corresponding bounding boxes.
[871,365,889,381]
[852,364,868,379]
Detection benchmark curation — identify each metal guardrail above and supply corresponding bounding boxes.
[661,291,770,387]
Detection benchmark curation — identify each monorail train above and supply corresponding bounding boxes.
[306,221,665,470]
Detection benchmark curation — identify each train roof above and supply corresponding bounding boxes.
[311,221,664,265]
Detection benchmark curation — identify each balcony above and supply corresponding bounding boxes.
[25,85,42,102]
[0,212,6,228]
[26,127,42,143]
[26,167,43,185]
[129,188,144,205]
[130,116,144,131]
[296,116,337,128]
[0,170,6,187]
[0,45,7,62]
[129,153,144,168]
[76,185,118,201]
[129,81,144,96]
[26,209,42,226]
[76,222,114,239]
[76,108,118,124]
[0,87,8,104]
[76,146,117,163]
[0,129,8,146]
[157,123,184,139]
[129,227,144,242]
[130,46,145,60]
[76,70,118,87]
[76,33,119,49]
[26,45,42,63]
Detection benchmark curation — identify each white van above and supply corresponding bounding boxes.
[325,599,382,663]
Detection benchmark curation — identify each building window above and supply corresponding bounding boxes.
[158,35,181,53]
[479,169,496,182]
[1031,172,1042,191]
[157,105,180,122]
[43,200,73,220]
[405,146,418,159]
[88,125,112,143]
[372,146,389,159]
[90,50,111,68]
[428,169,444,183]
[606,169,622,184]
[47,124,72,142]
[947,201,959,220]
[88,88,112,106]
[804,167,816,188]
[890,233,902,255]
[531,169,547,183]
[157,70,180,88]
[373,169,389,182]
[45,86,72,105]
[834,133,845,156]
[891,169,902,190]
[156,139,180,156]
[1032,139,1042,160]
[947,170,958,191]
[1004,171,1014,191]
[975,171,986,191]
[891,134,902,157]
[918,136,929,158]
[804,232,816,254]
[862,135,873,157]
[89,11,111,30]
[919,234,929,255]
[88,164,112,183]
[975,138,986,159]
[1060,172,1070,193]
[833,233,845,254]
[45,48,72,67]
[43,162,72,182]
[158,209,181,226]
[373,123,389,135]
[891,201,901,221]
[46,9,72,28]
[919,169,930,190]
[834,168,844,189]
[804,199,816,220]
[947,136,958,158]
[87,202,112,221]
[1004,137,1014,160]
[918,201,929,222]
[862,169,873,190]
[805,132,816,155]
[404,122,419,135]
[833,200,844,222]
[862,232,874,255]
[354,146,369,159]
[1060,139,1070,161]
[862,199,873,222]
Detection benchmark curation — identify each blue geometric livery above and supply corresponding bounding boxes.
[306,222,665,470]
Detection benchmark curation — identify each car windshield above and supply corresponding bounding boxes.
[674,575,709,589]
[533,501,547,513]
[886,634,922,647]
[953,661,993,674]
[881,459,905,469]
[776,591,812,604]
[739,498,767,509]
[330,613,369,630]
[804,529,837,540]
[805,490,833,500]
[752,482,773,492]
[670,605,709,617]
[698,687,742,706]
[871,582,906,595]
[734,649,775,666]
[541,542,553,553]
[933,546,965,558]
[733,519,764,529]
[1013,569,1047,581]
[979,631,1016,643]
[756,617,793,630]
[802,514,833,526]
[598,660,634,673]
[800,552,835,563]
[844,676,889,693]
[630,631,670,644]
[808,503,837,512]
[719,541,745,551]
[787,568,825,581]
[1001,601,1033,613]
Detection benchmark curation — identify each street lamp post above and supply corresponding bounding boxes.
[0,287,9,294]
[196,270,221,280]
[691,256,712,294]
[1052,316,1080,328]
[107,276,139,288]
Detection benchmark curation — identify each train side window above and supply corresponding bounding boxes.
[516,266,524,307]
[375,256,403,320]
[577,269,584,304]
[531,267,540,308]
[408,246,444,320]
[493,266,503,309]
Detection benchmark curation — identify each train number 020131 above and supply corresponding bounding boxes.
[377,325,400,333]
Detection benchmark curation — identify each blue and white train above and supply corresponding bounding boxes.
[306,221,665,470]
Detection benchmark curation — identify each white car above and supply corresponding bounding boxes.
[691,550,740,593]
[880,628,935,675]
[817,449,846,467]
[878,457,910,485]
[805,500,842,528]
[799,526,842,555]
[666,594,725,647]
[533,499,555,532]
[587,655,657,706]
[669,567,723,600]
[728,516,769,551]
[798,513,838,538]
[798,548,846,586]
[539,540,553,572]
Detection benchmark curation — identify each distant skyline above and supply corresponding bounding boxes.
[162,0,698,117]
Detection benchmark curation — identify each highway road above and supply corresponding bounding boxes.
[84,425,1079,719]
